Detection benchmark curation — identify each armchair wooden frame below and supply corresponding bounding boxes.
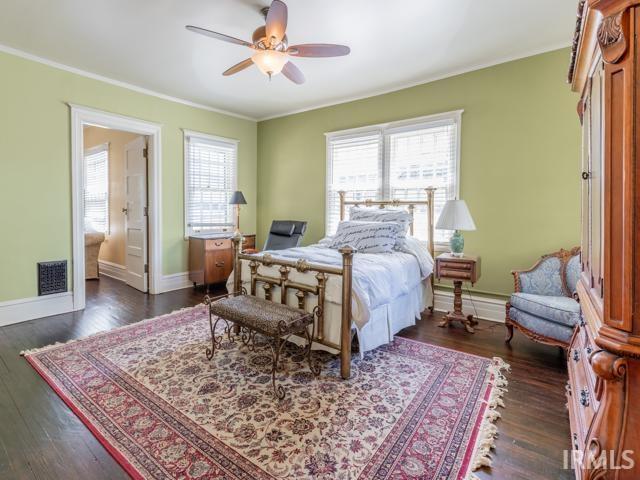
[231,188,436,380]
[505,246,581,349]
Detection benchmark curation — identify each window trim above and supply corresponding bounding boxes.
[324,110,463,245]
[83,142,110,235]
[183,129,239,239]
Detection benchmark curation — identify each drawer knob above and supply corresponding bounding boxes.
[572,349,580,362]
[580,388,590,407]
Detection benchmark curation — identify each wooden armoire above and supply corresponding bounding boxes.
[568,0,640,478]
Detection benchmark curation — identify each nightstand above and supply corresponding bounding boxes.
[435,253,481,333]
[188,233,256,291]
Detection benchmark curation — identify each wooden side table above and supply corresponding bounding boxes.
[435,253,481,333]
[189,233,256,291]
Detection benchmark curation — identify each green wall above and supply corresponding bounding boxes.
[257,48,581,297]
[0,47,581,303]
[0,50,256,302]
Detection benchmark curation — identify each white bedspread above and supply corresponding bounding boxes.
[229,237,433,331]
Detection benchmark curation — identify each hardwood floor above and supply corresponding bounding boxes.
[0,276,572,480]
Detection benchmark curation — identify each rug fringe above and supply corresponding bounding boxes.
[20,304,206,356]
[466,356,510,479]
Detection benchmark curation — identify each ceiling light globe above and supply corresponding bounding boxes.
[251,50,288,77]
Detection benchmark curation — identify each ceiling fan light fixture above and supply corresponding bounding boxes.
[251,49,288,77]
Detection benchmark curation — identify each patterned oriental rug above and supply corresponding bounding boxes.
[23,305,509,480]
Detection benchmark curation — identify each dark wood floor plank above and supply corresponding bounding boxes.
[0,276,571,479]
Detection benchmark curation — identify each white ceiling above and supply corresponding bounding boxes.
[0,0,577,120]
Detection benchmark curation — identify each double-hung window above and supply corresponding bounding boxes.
[84,143,109,233]
[326,110,462,244]
[184,131,238,236]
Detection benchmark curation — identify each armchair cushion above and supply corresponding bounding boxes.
[510,293,580,328]
[517,256,565,296]
[508,308,575,343]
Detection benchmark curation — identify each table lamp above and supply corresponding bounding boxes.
[229,191,247,234]
[436,199,476,257]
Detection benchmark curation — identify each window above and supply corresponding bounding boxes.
[184,131,238,236]
[326,111,461,244]
[84,143,109,233]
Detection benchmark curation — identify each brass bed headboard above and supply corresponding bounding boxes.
[338,187,436,262]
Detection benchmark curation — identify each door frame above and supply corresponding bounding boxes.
[70,104,162,310]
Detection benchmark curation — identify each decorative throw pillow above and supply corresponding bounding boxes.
[329,221,401,254]
[349,207,412,249]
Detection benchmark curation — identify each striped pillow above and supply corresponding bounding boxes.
[349,207,411,249]
[329,221,401,253]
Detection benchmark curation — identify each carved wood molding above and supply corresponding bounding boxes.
[597,11,628,63]
[586,350,628,478]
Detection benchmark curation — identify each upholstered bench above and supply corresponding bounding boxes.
[204,294,320,399]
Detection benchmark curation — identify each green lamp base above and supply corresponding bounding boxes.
[449,230,465,257]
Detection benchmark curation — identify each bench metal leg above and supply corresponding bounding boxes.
[271,336,286,400]
[304,327,321,377]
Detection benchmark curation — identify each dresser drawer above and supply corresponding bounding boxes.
[205,238,232,251]
[439,261,472,271]
[567,328,597,445]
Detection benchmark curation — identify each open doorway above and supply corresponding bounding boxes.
[70,105,163,311]
[83,126,149,292]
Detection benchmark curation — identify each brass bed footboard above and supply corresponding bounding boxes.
[231,234,354,379]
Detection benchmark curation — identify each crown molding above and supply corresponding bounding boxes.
[0,43,256,121]
[256,41,572,122]
[1,40,571,123]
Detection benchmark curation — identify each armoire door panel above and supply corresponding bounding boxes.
[603,30,634,332]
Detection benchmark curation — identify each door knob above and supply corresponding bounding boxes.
[122,207,128,215]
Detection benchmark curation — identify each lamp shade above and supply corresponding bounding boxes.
[436,200,476,231]
[229,191,247,205]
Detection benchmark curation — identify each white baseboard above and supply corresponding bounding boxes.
[434,290,506,323]
[0,292,74,327]
[98,260,127,282]
[160,272,192,292]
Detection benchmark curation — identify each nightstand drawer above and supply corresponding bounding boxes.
[439,268,472,280]
[435,254,480,284]
[440,261,472,271]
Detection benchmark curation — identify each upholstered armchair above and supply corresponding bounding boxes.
[505,247,581,348]
[85,231,105,280]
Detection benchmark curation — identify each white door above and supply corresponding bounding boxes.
[124,136,148,292]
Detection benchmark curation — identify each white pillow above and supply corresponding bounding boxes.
[329,221,401,254]
[349,207,411,249]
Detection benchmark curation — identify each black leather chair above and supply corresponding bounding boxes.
[263,220,307,251]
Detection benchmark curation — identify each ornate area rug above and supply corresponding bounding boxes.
[23,305,508,480]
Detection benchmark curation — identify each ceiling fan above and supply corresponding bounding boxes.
[186,0,350,84]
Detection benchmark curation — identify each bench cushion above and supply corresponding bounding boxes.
[509,293,580,328]
[209,295,312,336]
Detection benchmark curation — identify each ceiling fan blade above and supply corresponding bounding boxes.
[265,0,288,45]
[186,25,253,48]
[281,61,305,85]
[287,44,351,57]
[222,58,254,76]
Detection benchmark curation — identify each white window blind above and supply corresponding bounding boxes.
[326,132,382,234]
[326,112,461,244]
[184,132,237,235]
[84,144,109,233]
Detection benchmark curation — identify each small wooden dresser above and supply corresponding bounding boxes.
[188,234,255,290]
[568,0,640,477]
